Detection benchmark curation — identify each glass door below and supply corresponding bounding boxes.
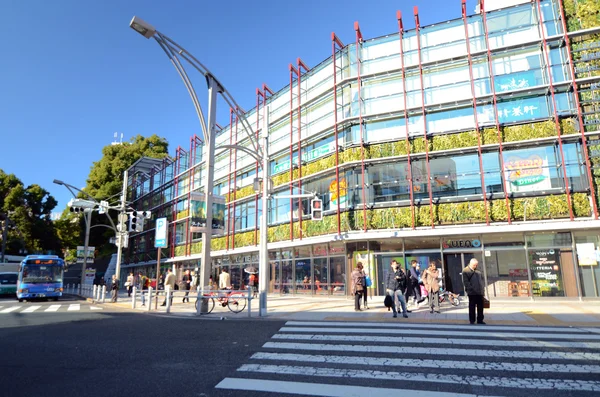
[313,258,328,296]
[442,252,483,296]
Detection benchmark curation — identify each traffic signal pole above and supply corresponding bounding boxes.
[81,210,92,294]
[115,170,128,282]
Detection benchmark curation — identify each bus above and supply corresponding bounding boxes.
[17,255,65,302]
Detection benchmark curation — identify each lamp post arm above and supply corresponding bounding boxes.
[90,223,117,232]
[215,144,262,164]
[59,182,97,202]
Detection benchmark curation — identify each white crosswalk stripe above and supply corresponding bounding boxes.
[21,305,42,313]
[215,321,600,396]
[45,305,61,312]
[67,304,80,311]
[0,306,20,313]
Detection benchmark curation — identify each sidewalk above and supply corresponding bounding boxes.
[100,291,600,327]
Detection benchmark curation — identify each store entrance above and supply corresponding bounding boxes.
[443,252,483,296]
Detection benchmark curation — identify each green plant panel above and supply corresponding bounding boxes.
[572,192,592,217]
[411,137,426,154]
[191,241,203,254]
[504,120,557,142]
[437,201,487,224]
[339,147,362,164]
[560,118,579,135]
[482,128,500,145]
[233,231,256,248]
[174,245,185,257]
[303,215,339,237]
[303,154,336,178]
[430,130,479,152]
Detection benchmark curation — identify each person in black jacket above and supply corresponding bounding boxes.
[385,260,410,318]
[406,260,425,307]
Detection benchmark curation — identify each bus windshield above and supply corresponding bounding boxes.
[22,265,63,284]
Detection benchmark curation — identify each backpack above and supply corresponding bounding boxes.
[384,294,393,308]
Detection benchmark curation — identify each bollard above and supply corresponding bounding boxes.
[132,287,137,309]
[76,284,80,296]
[101,285,106,303]
[247,287,252,318]
[165,286,172,313]
[93,285,98,302]
[147,287,153,312]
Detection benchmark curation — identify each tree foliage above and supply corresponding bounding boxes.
[0,169,60,255]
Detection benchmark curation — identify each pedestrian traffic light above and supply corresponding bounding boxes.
[311,198,323,221]
[68,198,96,213]
[128,211,144,232]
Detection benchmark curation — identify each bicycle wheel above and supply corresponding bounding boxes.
[227,293,247,313]
[451,295,460,307]
[195,296,215,314]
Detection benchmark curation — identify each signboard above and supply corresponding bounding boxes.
[508,269,528,277]
[273,142,336,174]
[529,249,563,297]
[190,192,226,234]
[442,239,481,249]
[503,152,552,193]
[84,268,96,285]
[576,243,598,266]
[155,217,168,248]
[76,246,95,264]
[495,70,536,93]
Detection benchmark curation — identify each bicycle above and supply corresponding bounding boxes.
[195,289,247,314]
[439,288,461,307]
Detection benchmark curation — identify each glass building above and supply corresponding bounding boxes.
[123,0,600,300]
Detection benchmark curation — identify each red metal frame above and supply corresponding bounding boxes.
[397,11,416,229]
[289,63,298,241]
[414,7,435,228]
[535,0,573,220]
[355,21,368,232]
[297,58,310,239]
[232,109,239,248]
[226,108,234,250]
[332,32,344,234]
[255,88,264,246]
[557,0,599,219]
[462,0,490,225]
[480,0,512,224]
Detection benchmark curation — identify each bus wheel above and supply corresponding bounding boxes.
[18,299,23,303]
[53,297,58,302]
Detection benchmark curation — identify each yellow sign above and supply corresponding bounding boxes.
[329,178,347,205]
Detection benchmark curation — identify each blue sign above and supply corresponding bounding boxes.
[155,217,168,248]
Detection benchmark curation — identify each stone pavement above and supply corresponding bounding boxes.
[97,291,600,327]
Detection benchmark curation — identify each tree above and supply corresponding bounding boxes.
[0,169,60,255]
[81,135,170,257]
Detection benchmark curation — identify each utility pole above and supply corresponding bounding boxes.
[81,210,92,294]
[1,216,7,264]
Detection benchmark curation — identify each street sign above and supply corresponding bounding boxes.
[155,217,168,248]
[76,246,95,264]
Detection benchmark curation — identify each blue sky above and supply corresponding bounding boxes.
[0,0,477,213]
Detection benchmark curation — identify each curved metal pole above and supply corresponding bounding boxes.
[90,224,117,232]
[154,35,208,139]
[158,33,262,158]
[214,144,261,164]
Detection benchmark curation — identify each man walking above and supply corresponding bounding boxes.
[136,272,147,306]
[110,275,119,303]
[161,268,176,306]
[462,258,486,324]
[385,260,410,318]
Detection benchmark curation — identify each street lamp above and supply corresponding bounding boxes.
[129,17,270,315]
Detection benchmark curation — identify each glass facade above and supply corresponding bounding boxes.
[122,0,600,299]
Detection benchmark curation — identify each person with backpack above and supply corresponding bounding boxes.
[351,262,367,312]
[385,259,410,318]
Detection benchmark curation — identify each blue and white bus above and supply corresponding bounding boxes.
[17,255,65,302]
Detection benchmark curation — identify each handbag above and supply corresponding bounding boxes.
[483,297,490,309]
[365,276,372,287]
[383,294,393,308]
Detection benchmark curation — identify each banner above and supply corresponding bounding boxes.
[190,192,226,234]
[76,246,95,264]
[84,268,96,285]
[503,151,552,193]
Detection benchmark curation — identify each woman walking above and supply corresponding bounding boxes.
[422,262,440,314]
[351,262,366,312]
[126,272,134,297]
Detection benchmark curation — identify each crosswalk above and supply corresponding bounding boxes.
[0,304,103,314]
[216,320,600,397]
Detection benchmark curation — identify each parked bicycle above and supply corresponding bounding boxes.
[195,288,247,314]
[438,288,461,306]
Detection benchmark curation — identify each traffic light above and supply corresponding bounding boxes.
[311,198,323,221]
[68,198,96,213]
[128,211,145,232]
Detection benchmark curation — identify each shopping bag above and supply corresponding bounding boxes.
[365,276,372,287]
[420,285,428,297]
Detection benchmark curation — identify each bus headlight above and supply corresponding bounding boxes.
[55,288,63,292]
[19,288,28,294]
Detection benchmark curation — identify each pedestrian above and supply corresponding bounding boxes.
[422,262,441,314]
[182,269,192,303]
[351,262,367,312]
[219,268,231,290]
[406,260,425,307]
[385,260,410,318]
[462,258,486,325]
[136,272,147,306]
[110,275,119,303]
[248,273,258,298]
[126,272,134,297]
[191,270,200,291]
[161,268,176,306]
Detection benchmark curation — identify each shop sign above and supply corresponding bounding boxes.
[505,154,546,186]
[530,249,562,296]
[329,177,347,206]
[496,71,535,92]
[509,269,528,277]
[442,239,481,249]
[273,142,336,174]
[576,243,598,266]
[495,97,543,124]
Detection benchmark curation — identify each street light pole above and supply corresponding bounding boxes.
[115,170,128,282]
[259,111,270,317]
[81,210,92,293]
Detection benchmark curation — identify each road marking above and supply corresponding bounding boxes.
[251,352,600,374]
[45,305,61,312]
[237,364,600,392]
[263,341,600,361]
[272,333,600,350]
[0,306,20,313]
[21,305,42,313]
[279,326,600,340]
[67,304,80,311]
[90,306,103,310]
[284,321,589,333]
[216,378,503,397]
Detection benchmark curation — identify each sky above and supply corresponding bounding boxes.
[0,0,477,214]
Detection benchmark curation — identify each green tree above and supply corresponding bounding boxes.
[0,169,60,255]
[81,135,170,257]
